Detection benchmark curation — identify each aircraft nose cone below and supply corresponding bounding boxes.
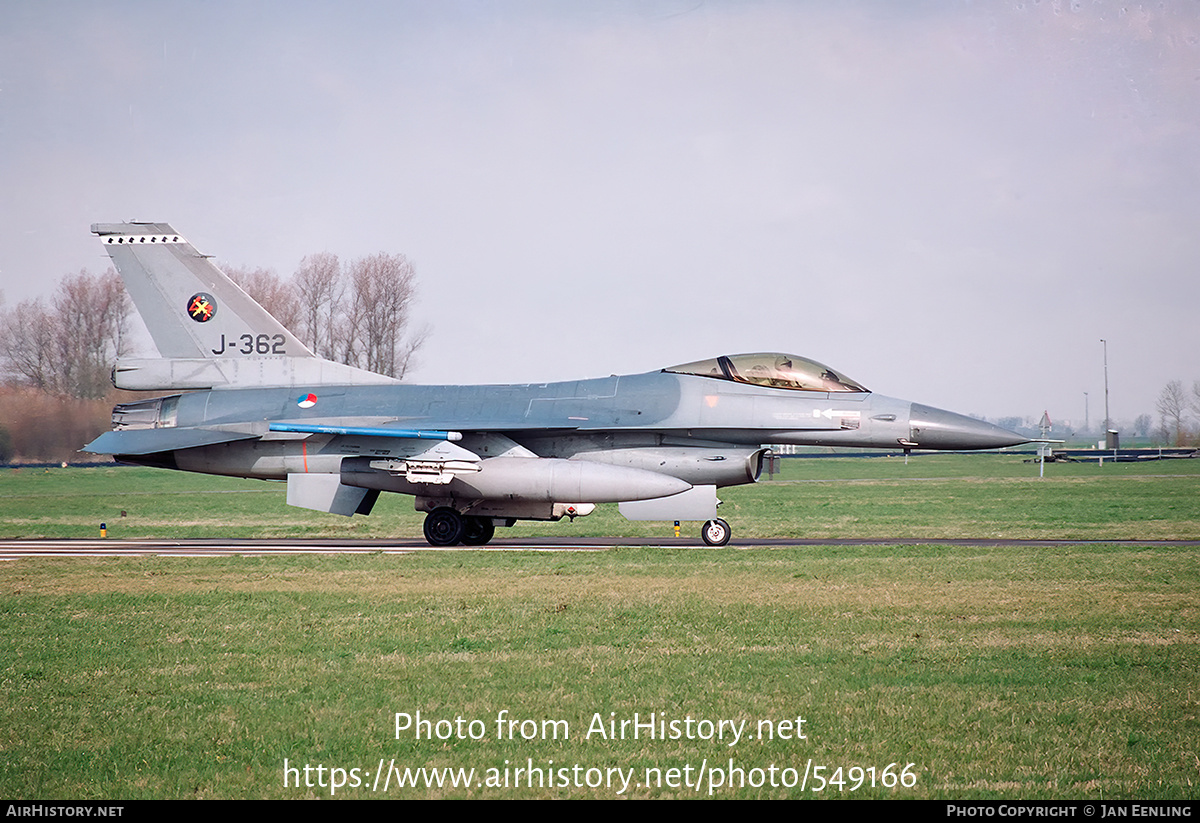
[908,403,1029,450]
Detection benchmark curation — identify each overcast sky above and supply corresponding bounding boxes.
[2,0,1198,428]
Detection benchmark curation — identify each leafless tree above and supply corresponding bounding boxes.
[1156,380,1189,446]
[0,269,129,399]
[0,297,60,392]
[343,253,425,378]
[293,252,343,359]
[223,265,301,332]
[53,269,132,398]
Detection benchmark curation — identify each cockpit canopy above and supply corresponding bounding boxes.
[664,353,869,393]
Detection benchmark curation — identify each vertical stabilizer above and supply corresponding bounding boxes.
[92,222,396,389]
[93,222,308,359]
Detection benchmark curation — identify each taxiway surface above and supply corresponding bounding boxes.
[3,537,1198,560]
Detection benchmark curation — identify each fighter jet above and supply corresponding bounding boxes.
[83,222,1028,546]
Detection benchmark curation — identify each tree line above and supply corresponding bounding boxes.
[0,251,427,462]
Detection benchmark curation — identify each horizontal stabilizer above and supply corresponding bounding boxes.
[112,357,395,391]
[82,427,259,456]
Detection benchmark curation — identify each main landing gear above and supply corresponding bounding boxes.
[422,507,495,547]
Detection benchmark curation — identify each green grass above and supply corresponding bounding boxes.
[1,457,1198,798]
[1,548,1197,799]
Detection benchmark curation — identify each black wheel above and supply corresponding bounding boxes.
[460,516,495,546]
[701,518,731,546]
[423,507,465,546]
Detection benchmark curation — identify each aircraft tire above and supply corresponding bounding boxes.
[423,507,465,546]
[701,518,731,546]
[460,516,496,546]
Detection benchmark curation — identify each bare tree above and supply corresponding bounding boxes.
[1156,380,1189,446]
[224,265,301,331]
[293,252,343,359]
[53,269,131,398]
[0,297,60,392]
[343,253,425,378]
[0,269,129,399]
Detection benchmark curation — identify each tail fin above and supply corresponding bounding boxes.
[93,222,395,390]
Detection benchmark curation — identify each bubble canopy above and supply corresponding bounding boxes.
[663,353,869,393]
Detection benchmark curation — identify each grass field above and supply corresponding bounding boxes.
[1,456,1198,798]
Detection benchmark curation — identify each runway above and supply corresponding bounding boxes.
[3,536,1199,559]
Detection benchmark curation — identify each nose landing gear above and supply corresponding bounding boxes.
[701,518,731,546]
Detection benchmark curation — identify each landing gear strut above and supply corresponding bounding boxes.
[701,518,731,546]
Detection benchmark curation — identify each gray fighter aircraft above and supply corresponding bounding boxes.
[83,222,1028,546]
